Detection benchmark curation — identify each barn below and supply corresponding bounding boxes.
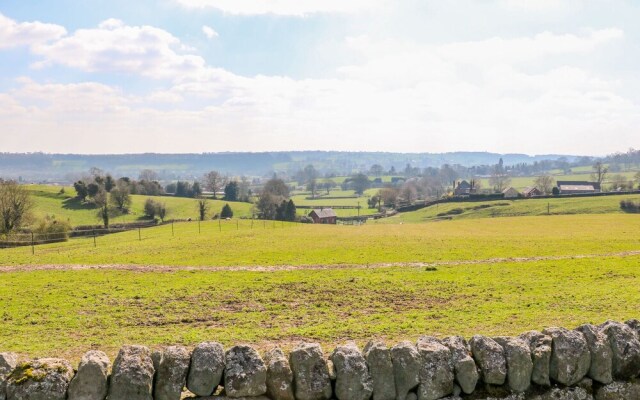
[309,208,337,224]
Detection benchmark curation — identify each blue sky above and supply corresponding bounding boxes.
[0,0,638,155]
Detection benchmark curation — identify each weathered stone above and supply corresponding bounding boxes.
[108,345,155,400]
[626,319,640,337]
[67,350,110,400]
[415,337,453,400]
[154,346,191,400]
[327,359,337,381]
[187,342,225,397]
[519,331,552,386]
[531,386,594,400]
[543,327,591,386]
[289,343,332,400]
[6,358,74,400]
[224,345,267,398]
[0,353,18,400]
[391,341,420,400]
[364,341,396,400]
[599,320,640,379]
[595,381,640,400]
[494,337,533,393]
[330,343,373,400]
[405,393,417,400]
[441,336,478,395]
[469,335,507,386]
[575,324,613,384]
[265,348,295,400]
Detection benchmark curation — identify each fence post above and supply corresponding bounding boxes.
[31,232,34,255]
[138,228,141,241]
[93,230,97,247]
[172,221,174,236]
[198,220,201,234]
[237,219,239,230]
[218,217,222,232]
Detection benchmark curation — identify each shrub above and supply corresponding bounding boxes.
[620,200,640,213]
[220,203,233,219]
[144,198,157,218]
[33,218,72,241]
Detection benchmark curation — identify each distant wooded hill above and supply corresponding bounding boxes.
[0,151,579,181]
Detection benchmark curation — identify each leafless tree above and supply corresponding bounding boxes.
[534,174,554,194]
[489,165,511,193]
[591,161,609,185]
[0,181,34,237]
[203,170,228,198]
[138,169,159,182]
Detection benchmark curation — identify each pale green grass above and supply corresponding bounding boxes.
[25,185,254,226]
[1,255,638,361]
[2,214,639,266]
[378,194,640,223]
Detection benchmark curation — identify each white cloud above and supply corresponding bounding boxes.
[174,0,387,16]
[0,12,66,49]
[30,20,205,79]
[202,25,218,39]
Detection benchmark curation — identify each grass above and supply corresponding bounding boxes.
[26,185,254,227]
[1,255,639,361]
[478,171,639,190]
[290,189,379,217]
[377,194,640,223]
[2,213,639,266]
[3,192,640,362]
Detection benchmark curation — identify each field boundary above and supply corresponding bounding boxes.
[2,249,639,273]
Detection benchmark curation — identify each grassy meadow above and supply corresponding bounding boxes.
[26,184,254,226]
[376,193,640,223]
[2,184,640,362]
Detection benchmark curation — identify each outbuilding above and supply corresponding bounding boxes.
[308,208,337,224]
[502,187,520,198]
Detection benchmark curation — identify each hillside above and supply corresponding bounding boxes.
[377,193,640,223]
[26,184,254,226]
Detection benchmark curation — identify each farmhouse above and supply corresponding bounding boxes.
[557,181,601,195]
[309,208,337,224]
[523,187,542,197]
[502,187,520,198]
[453,180,476,196]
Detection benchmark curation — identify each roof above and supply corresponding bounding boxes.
[457,180,471,189]
[502,187,518,194]
[558,185,595,192]
[523,187,541,194]
[557,180,601,190]
[310,208,337,218]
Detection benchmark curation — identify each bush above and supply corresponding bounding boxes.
[220,203,233,219]
[33,218,72,241]
[620,200,640,213]
[144,198,157,218]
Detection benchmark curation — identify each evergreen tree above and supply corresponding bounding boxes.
[224,181,239,201]
[221,203,234,218]
[284,199,297,221]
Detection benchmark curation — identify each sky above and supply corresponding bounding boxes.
[0,0,638,155]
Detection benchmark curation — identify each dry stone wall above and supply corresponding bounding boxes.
[1,320,640,400]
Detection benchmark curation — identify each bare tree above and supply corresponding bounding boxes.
[0,181,34,237]
[307,178,318,198]
[591,161,609,185]
[489,165,511,193]
[203,170,227,198]
[197,198,209,221]
[400,181,418,203]
[138,169,159,182]
[157,203,168,222]
[635,171,640,190]
[534,174,554,194]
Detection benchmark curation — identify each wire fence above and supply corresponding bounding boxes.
[0,218,301,255]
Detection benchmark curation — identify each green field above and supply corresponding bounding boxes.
[290,189,379,217]
[478,170,639,190]
[377,193,640,223]
[2,186,640,363]
[26,185,254,226]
